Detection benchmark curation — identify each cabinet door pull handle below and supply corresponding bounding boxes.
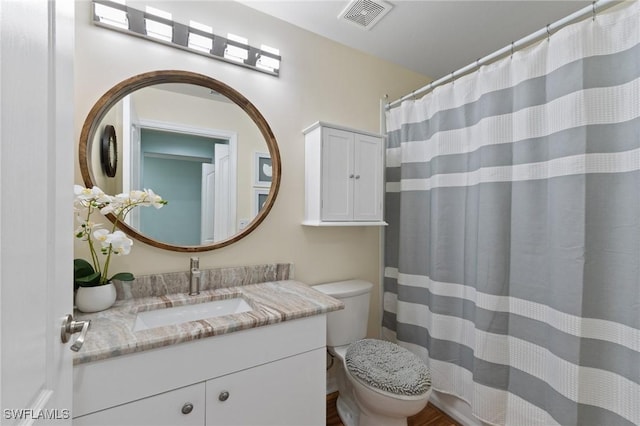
[219,391,230,402]
[181,403,194,414]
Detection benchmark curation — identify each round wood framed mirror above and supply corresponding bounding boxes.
[79,70,281,252]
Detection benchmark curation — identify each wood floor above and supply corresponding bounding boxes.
[326,391,460,426]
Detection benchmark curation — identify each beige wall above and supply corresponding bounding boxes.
[74,1,430,337]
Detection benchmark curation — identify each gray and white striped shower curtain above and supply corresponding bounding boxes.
[383,2,639,425]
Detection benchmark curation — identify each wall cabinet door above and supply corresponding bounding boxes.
[73,382,205,426]
[352,132,383,221]
[205,348,325,426]
[304,122,384,225]
[321,127,355,221]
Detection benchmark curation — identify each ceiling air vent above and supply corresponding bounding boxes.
[338,0,393,30]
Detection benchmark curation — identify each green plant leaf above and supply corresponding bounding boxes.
[75,271,102,287]
[74,259,102,287]
[74,258,95,279]
[110,272,135,282]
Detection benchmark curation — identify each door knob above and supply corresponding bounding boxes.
[60,314,91,352]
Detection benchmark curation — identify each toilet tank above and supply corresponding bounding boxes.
[313,280,373,347]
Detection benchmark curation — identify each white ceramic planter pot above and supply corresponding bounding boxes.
[75,282,117,313]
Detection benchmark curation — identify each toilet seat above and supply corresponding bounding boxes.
[345,339,431,397]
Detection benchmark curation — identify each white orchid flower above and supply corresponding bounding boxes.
[93,228,110,245]
[93,229,133,255]
[128,190,146,203]
[74,186,96,208]
[100,204,114,215]
[90,186,108,201]
[145,189,166,209]
[74,184,95,199]
[108,231,133,255]
[100,200,125,216]
[74,185,112,207]
[113,192,131,204]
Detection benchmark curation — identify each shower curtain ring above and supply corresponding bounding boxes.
[510,42,515,59]
[592,1,597,20]
[546,24,552,41]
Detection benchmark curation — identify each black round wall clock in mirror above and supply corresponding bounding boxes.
[101,124,117,177]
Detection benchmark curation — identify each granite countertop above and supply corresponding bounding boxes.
[73,280,343,365]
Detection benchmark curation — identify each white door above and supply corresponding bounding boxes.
[213,144,233,240]
[205,349,325,426]
[321,127,354,221]
[201,163,216,244]
[0,1,75,424]
[123,96,142,228]
[353,133,383,221]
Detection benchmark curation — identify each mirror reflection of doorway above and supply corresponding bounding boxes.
[138,128,234,245]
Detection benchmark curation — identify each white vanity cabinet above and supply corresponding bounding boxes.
[72,315,326,426]
[303,122,386,226]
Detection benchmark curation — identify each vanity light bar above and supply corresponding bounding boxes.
[224,34,250,63]
[144,6,173,43]
[92,0,281,77]
[257,45,280,73]
[188,21,214,53]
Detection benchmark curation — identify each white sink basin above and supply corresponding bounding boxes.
[133,297,253,332]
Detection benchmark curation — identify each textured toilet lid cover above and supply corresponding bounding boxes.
[345,339,431,396]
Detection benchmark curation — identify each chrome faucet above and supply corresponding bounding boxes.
[189,257,200,296]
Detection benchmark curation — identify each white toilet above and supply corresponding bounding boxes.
[314,280,432,426]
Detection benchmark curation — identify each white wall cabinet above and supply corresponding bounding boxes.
[73,315,326,426]
[303,122,386,226]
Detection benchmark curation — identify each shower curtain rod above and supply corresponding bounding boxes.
[386,0,621,110]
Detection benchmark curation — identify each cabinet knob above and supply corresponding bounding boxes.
[355,175,361,179]
[349,174,355,179]
[181,403,194,414]
[218,391,230,402]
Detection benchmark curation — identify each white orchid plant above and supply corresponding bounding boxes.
[73,185,167,288]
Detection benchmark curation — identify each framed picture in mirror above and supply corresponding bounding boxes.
[254,188,270,216]
[254,152,272,186]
